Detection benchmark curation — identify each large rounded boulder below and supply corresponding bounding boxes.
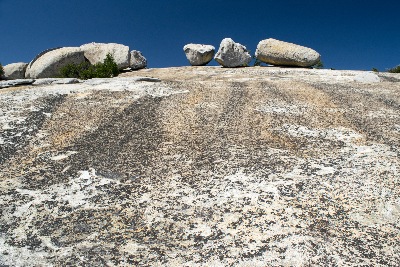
[214,38,251,68]
[80,42,130,70]
[255,38,320,67]
[25,47,86,79]
[3,62,28,80]
[183,44,215,66]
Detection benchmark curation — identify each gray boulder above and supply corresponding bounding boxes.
[80,42,130,69]
[25,47,85,79]
[214,38,251,68]
[3,62,28,80]
[183,44,215,66]
[130,50,147,70]
[255,38,320,67]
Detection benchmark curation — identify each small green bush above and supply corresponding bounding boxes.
[0,63,4,80]
[387,65,400,73]
[312,59,324,69]
[60,53,119,79]
[371,68,379,72]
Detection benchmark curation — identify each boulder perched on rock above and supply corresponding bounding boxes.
[80,42,130,69]
[3,62,28,80]
[183,44,215,66]
[25,47,86,79]
[214,38,252,68]
[255,38,320,67]
[130,50,147,70]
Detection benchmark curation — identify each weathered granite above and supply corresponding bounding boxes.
[183,44,215,66]
[32,78,80,85]
[0,67,399,266]
[256,38,321,67]
[25,47,86,78]
[215,38,252,67]
[130,50,147,70]
[3,62,28,80]
[80,42,130,70]
[0,79,35,89]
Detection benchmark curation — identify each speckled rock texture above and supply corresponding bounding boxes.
[215,38,252,67]
[184,44,215,66]
[256,38,321,67]
[80,42,130,70]
[25,47,86,79]
[3,62,28,80]
[130,50,147,70]
[0,67,399,266]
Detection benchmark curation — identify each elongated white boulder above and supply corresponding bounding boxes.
[184,44,215,66]
[25,47,86,79]
[130,50,147,70]
[3,62,28,80]
[256,38,320,67]
[80,42,130,69]
[214,38,251,68]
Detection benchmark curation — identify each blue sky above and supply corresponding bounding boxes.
[1,0,399,70]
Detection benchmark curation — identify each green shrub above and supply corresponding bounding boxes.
[0,63,4,80]
[60,53,119,79]
[312,59,324,69]
[387,65,400,73]
[371,68,379,72]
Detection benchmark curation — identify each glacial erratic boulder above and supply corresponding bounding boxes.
[80,42,130,70]
[25,47,86,79]
[255,38,320,67]
[3,62,28,80]
[214,38,252,68]
[183,44,215,66]
[130,50,147,70]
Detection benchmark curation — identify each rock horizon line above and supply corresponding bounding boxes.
[1,38,322,80]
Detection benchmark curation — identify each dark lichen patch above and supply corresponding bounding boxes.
[0,94,66,165]
[64,95,164,180]
[312,82,400,146]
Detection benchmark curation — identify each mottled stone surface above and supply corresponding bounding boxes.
[130,50,147,70]
[25,47,86,79]
[184,44,215,66]
[215,38,252,67]
[256,38,321,67]
[1,67,399,266]
[0,79,35,89]
[3,62,28,80]
[80,42,130,70]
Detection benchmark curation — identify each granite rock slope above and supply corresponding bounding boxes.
[0,67,399,266]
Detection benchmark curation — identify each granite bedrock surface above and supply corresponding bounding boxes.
[0,67,399,266]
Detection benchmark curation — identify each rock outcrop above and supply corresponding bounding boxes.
[25,47,86,78]
[256,38,320,67]
[0,78,35,89]
[183,44,215,66]
[214,38,252,67]
[1,67,399,266]
[130,50,147,70]
[80,42,130,69]
[3,62,28,80]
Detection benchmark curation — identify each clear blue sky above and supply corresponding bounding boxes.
[1,0,399,70]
